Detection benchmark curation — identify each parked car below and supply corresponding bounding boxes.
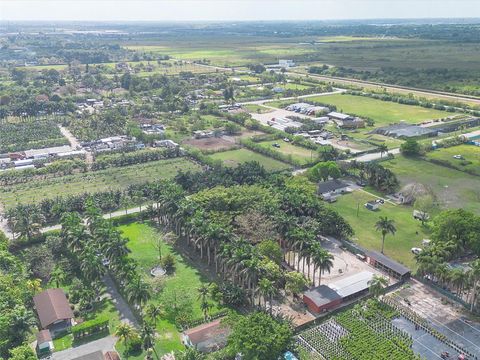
[272,143,280,148]
[411,247,422,255]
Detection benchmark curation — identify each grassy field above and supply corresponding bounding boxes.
[117,222,225,358]
[0,158,199,209]
[305,94,450,126]
[425,144,480,176]
[382,156,480,214]
[257,140,316,164]
[329,190,429,269]
[243,104,273,114]
[209,148,291,171]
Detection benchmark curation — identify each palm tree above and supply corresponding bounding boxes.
[375,216,396,254]
[311,247,334,287]
[468,259,480,312]
[258,278,276,314]
[378,144,388,158]
[200,300,212,321]
[175,347,205,360]
[50,265,66,288]
[145,303,162,327]
[126,277,151,310]
[141,323,159,360]
[368,275,389,297]
[197,284,210,303]
[79,245,106,282]
[115,322,135,359]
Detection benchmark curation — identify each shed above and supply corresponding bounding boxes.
[364,250,411,280]
[303,285,342,314]
[365,201,380,211]
[328,271,374,300]
[36,329,54,351]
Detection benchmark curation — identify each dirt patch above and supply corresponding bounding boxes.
[182,136,237,151]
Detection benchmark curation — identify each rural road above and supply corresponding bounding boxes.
[348,148,401,162]
[288,71,480,106]
[237,88,346,106]
[59,125,94,165]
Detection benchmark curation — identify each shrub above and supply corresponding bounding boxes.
[161,253,176,274]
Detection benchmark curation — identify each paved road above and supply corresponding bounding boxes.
[348,148,400,162]
[52,335,116,360]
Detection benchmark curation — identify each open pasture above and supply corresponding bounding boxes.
[209,148,291,171]
[425,144,480,176]
[306,94,449,126]
[256,140,316,165]
[382,156,480,214]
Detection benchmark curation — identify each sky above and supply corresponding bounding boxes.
[1,0,480,22]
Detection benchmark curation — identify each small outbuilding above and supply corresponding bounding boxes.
[365,201,380,211]
[36,329,54,352]
[303,285,342,313]
[182,318,230,353]
[364,250,411,280]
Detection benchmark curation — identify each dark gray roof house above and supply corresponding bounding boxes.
[317,179,349,195]
[33,288,74,332]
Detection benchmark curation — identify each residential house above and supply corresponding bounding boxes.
[33,288,74,336]
[317,179,350,198]
[182,318,230,353]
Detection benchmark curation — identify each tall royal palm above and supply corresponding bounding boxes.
[468,259,480,312]
[375,216,396,254]
[368,275,389,297]
[126,276,151,311]
[312,247,334,287]
[115,322,135,359]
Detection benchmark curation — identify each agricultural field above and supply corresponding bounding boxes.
[425,144,480,176]
[298,300,418,360]
[305,94,450,126]
[209,148,291,171]
[382,156,480,214]
[0,119,68,153]
[117,222,226,357]
[0,158,199,209]
[328,190,428,269]
[256,140,316,165]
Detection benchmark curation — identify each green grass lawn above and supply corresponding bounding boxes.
[382,156,480,214]
[329,190,429,269]
[425,144,480,176]
[117,222,225,358]
[257,140,316,164]
[0,158,200,209]
[305,94,450,126]
[243,104,274,114]
[209,148,291,171]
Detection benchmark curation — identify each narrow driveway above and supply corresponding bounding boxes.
[52,335,116,360]
[103,274,139,328]
[348,148,400,162]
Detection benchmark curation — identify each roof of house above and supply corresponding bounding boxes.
[104,351,121,360]
[33,288,74,329]
[303,285,342,307]
[72,351,105,360]
[364,250,411,276]
[317,179,349,194]
[328,111,352,120]
[328,271,374,298]
[36,329,52,344]
[184,318,230,352]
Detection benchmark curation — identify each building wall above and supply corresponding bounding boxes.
[303,295,342,314]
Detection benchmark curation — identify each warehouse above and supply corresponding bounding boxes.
[303,271,375,314]
[364,250,411,280]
